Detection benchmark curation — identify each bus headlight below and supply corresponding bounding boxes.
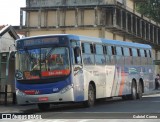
[15,70,23,80]
[16,89,26,96]
[60,84,73,94]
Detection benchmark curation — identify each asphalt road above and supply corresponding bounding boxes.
[1,94,160,121]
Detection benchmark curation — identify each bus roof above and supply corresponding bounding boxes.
[17,34,151,49]
[68,34,151,49]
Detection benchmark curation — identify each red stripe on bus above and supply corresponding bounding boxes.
[119,71,125,95]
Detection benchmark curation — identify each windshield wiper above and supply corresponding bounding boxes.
[41,48,55,62]
[24,48,37,64]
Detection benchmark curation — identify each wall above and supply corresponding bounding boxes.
[0,32,15,52]
[126,0,134,10]
[26,0,114,7]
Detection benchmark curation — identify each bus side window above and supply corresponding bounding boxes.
[116,47,122,56]
[90,44,95,54]
[148,50,152,58]
[74,46,81,64]
[82,43,85,53]
[132,48,137,57]
[137,49,141,57]
[144,50,147,57]
[111,46,116,55]
[108,46,112,55]
[124,47,129,56]
[95,44,105,65]
[103,46,107,54]
[129,48,132,56]
[121,47,124,56]
[82,43,94,65]
[140,49,145,57]
[116,46,124,65]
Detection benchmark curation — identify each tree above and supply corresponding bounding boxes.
[136,0,160,23]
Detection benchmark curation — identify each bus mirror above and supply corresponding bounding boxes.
[74,46,81,57]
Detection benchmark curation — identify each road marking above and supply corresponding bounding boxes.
[143,94,160,97]
[78,120,94,122]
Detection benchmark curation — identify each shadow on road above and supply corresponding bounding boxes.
[21,97,129,113]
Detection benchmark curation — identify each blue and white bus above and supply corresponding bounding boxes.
[15,34,155,110]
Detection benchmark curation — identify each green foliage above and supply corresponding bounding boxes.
[136,0,160,23]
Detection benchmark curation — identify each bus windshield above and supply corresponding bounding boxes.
[16,47,70,80]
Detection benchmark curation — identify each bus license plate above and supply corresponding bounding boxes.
[38,97,48,101]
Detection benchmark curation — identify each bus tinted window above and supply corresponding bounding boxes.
[129,48,132,56]
[96,44,103,54]
[112,46,117,55]
[103,46,107,54]
[144,50,147,57]
[116,47,122,56]
[90,44,95,54]
[95,44,105,65]
[108,46,112,55]
[121,47,124,56]
[82,43,95,65]
[147,50,152,58]
[82,43,85,53]
[132,48,137,56]
[84,43,91,53]
[140,49,145,57]
[124,47,129,56]
[137,49,141,57]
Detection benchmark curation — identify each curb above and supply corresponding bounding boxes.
[143,89,160,96]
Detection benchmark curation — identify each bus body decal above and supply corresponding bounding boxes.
[119,67,126,96]
[105,66,116,97]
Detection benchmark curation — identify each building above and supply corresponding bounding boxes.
[0,25,19,104]
[19,0,160,73]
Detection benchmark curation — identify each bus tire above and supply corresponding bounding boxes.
[130,81,137,100]
[38,103,50,111]
[137,82,143,99]
[84,83,95,107]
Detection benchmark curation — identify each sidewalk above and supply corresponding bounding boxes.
[143,88,160,96]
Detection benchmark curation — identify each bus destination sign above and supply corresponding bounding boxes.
[23,37,59,46]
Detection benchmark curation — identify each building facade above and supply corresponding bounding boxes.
[0,25,19,104]
[19,0,160,73]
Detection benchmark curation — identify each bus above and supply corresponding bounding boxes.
[15,34,155,110]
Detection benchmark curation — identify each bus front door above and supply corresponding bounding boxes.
[73,46,84,102]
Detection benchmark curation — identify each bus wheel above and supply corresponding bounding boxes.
[84,83,95,107]
[131,81,137,100]
[38,103,50,111]
[137,82,143,99]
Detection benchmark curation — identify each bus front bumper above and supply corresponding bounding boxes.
[16,88,74,105]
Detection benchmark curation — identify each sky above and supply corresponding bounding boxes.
[0,0,26,26]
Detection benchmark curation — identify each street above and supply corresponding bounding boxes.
[1,93,160,120]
